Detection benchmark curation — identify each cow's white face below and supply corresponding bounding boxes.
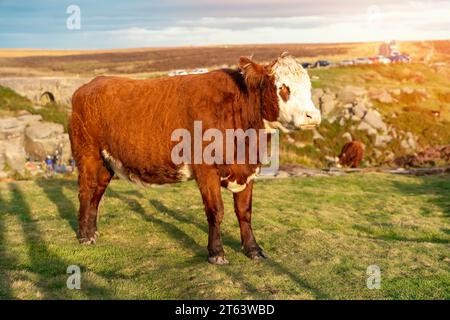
[270,55,321,130]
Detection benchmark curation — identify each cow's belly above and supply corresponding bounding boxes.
[101,150,187,185]
[102,149,259,192]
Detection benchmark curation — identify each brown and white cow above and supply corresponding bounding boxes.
[69,53,320,264]
[337,141,365,168]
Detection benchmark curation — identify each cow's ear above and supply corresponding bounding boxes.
[239,57,267,89]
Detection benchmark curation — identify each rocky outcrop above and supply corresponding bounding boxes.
[0,113,71,177]
[394,144,450,167]
[25,122,67,161]
[312,85,423,167]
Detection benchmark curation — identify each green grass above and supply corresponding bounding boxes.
[0,173,449,299]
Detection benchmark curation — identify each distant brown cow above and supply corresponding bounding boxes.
[338,141,365,168]
[69,53,321,264]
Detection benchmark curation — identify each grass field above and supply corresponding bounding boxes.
[0,173,449,300]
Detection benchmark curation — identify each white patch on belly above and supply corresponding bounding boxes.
[178,164,193,181]
[101,150,128,180]
[101,149,149,186]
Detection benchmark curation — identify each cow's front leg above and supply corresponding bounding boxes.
[233,181,265,259]
[195,169,228,265]
[77,155,112,244]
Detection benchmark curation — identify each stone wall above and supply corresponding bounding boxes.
[0,77,90,105]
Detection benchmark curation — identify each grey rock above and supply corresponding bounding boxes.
[312,129,324,140]
[357,122,377,135]
[342,132,353,142]
[17,114,43,126]
[320,93,336,115]
[3,141,26,174]
[402,86,414,94]
[0,117,25,144]
[25,122,64,140]
[375,91,394,104]
[374,134,392,147]
[363,110,387,132]
[24,122,67,161]
[353,103,368,119]
[338,86,366,104]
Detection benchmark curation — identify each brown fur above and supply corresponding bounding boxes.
[338,141,365,168]
[70,57,278,262]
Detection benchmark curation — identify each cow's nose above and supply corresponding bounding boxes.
[305,109,321,125]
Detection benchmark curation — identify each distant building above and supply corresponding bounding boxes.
[379,40,400,56]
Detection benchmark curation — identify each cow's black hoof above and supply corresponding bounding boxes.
[78,231,99,245]
[246,249,266,260]
[208,256,229,265]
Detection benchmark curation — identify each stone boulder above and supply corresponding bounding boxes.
[368,88,394,104]
[24,122,69,161]
[17,114,43,126]
[374,134,392,147]
[357,122,377,135]
[2,141,26,175]
[312,88,324,107]
[400,132,417,151]
[0,117,26,145]
[338,86,366,104]
[320,92,336,116]
[362,110,387,132]
[342,132,353,142]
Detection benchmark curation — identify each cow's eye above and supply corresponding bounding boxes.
[279,84,290,102]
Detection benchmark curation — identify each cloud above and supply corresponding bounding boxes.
[1,0,449,48]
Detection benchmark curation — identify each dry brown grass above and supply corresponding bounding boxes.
[0,42,400,77]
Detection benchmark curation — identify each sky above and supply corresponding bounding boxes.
[0,0,449,49]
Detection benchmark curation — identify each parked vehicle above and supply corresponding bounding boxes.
[301,62,313,69]
[354,57,373,65]
[168,69,188,76]
[339,59,354,66]
[190,68,208,75]
[369,55,391,64]
[314,60,331,68]
[389,54,411,63]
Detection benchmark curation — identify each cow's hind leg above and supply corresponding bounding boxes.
[233,181,265,259]
[77,153,113,244]
[195,169,228,265]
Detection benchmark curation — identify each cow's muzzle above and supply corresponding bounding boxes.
[295,109,321,130]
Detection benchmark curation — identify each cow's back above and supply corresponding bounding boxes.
[70,71,249,183]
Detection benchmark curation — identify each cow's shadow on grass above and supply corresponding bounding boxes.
[35,179,78,234]
[1,182,114,299]
[0,192,16,299]
[106,187,329,299]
